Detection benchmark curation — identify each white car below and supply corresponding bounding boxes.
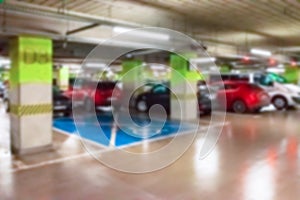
[250,73,300,110]
[259,82,300,110]
[208,72,300,110]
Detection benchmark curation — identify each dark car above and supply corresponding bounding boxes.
[0,82,4,98]
[3,86,9,112]
[53,86,72,117]
[134,84,211,116]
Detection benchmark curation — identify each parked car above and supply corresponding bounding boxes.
[209,72,300,110]
[211,81,270,113]
[3,86,9,112]
[64,80,122,111]
[133,84,211,115]
[53,86,72,117]
[252,73,300,110]
[0,82,4,98]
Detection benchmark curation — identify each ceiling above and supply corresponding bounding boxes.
[0,0,300,59]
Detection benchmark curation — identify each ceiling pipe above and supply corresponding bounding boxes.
[2,0,144,28]
[66,23,101,35]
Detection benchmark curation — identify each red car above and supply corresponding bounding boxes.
[64,80,122,111]
[212,81,270,113]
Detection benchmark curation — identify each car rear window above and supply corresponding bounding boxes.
[247,84,262,90]
[97,82,117,89]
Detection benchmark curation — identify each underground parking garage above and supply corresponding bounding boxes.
[1,0,300,199]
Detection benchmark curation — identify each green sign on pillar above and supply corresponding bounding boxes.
[283,65,298,84]
[122,60,143,74]
[121,60,143,83]
[58,66,69,90]
[9,36,53,87]
[170,53,202,83]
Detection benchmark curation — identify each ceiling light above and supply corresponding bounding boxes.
[85,62,107,68]
[250,48,272,57]
[190,57,216,64]
[113,26,170,41]
[266,67,285,73]
[113,26,134,34]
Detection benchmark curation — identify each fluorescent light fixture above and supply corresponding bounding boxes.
[190,57,216,64]
[279,46,300,52]
[250,48,272,57]
[113,26,170,41]
[113,26,134,34]
[266,67,285,73]
[85,62,107,68]
[67,64,81,69]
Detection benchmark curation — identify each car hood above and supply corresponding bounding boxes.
[284,84,300,93]
[53,94,70,101]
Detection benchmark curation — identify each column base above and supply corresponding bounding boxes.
[11,144,53,156]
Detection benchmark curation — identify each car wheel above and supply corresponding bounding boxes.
[84,98,94,112]
[272,96,287,110]
[136,100,148,112]
[232,100,247,113]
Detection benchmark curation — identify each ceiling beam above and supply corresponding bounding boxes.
[66,23,101,35]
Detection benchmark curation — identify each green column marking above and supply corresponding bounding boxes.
[122,60,143,74]
[9,36,53,88]
[283,65,299,84]
[121,60,143,83]
[170,53,202,84]
[58,66,69,90]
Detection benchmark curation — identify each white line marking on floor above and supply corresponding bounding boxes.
[11,122,225,173]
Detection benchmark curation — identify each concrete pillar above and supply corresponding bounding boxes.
[56,66,69,90]
[121,60,143,108]
[170,53,199,121]
[9,36,53,155]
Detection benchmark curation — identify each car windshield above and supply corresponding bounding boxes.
[152,85,168,94]
[267,73,287,84]
[247,84,262,90]
[254,74,273,86]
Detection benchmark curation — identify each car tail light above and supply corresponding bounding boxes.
[94,91,102,103]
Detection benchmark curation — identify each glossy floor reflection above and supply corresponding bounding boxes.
[1,105,300,199]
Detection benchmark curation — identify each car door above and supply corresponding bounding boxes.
[215,83,236,109]
[150,85,169,111]
[223,83,238,108]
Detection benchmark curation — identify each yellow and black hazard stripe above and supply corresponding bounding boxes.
[10,104,52,116]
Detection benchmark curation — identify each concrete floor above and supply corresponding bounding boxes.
[1,102,300,199]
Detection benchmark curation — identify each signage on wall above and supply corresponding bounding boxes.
[10,36,52,87]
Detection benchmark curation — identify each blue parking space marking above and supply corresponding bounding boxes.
[53,114,197,147]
